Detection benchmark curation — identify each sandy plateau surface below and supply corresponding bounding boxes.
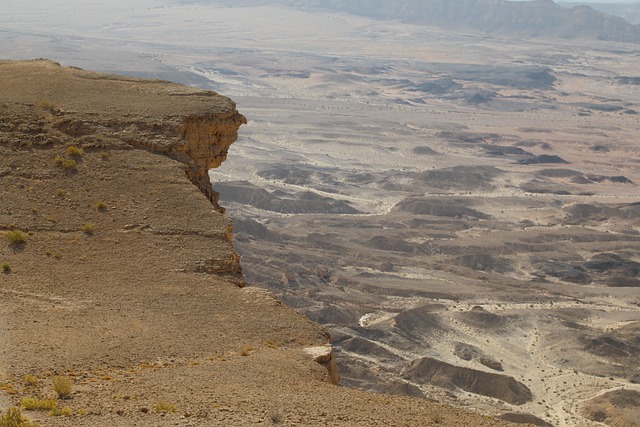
[1,2,640,426]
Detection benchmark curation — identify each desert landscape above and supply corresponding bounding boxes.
[0,59,522,427]
[2,1,640,426]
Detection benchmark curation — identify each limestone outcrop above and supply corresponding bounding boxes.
[304,345,340,385]
[1,59,246,213]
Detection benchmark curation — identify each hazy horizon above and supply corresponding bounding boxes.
[558,0,639,2]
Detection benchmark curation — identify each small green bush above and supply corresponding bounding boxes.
[82,223,95,235]
[2,262,10,272]
[0,407,39,427]
[95,201,107,211]
[52,376,72,399]
[66,145,84,157]
[0,382,18,395]
[21,398,57,411]
[23,375,38,387]
[5,230,26,245]
[54,156,76,171]
[48,407,72,417]
[153,402,176,413]
[61,159,77,171]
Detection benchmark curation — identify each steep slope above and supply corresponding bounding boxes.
[0,60,517,426]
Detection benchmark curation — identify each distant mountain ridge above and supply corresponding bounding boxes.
[559,2,640,25]
[206,0,640,42]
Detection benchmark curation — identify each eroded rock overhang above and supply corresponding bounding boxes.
[0,59,247,212]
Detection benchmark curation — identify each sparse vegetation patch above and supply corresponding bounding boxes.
[48,407,72,417]
[66,145,84,157]
[5,230,26,246]
[0,407,39,427]
[82,223,95,235]
[154,402,177,413]
[23,375,38,387]
[2,262,10,272]
[52,376,73,399]
[21,398,57,411]
[53,155,77,171]
[61,159,77,171]
[0,382,18,395]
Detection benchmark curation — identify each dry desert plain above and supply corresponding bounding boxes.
[1,1,640,426]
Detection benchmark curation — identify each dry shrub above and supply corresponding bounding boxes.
[0,407,39,427]
[52,376,73,399]
[5,230,26,245]
[21,398,57,411]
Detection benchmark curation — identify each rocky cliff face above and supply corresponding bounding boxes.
[2,59,246,213]
[178,113,246,213]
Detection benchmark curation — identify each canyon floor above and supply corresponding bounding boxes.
[213,57,640,426]
[1,2,640,426]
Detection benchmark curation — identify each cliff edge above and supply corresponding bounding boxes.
[0,60,517,426]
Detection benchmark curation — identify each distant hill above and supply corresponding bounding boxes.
[559,2,640,24]
[208,0,640,42]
